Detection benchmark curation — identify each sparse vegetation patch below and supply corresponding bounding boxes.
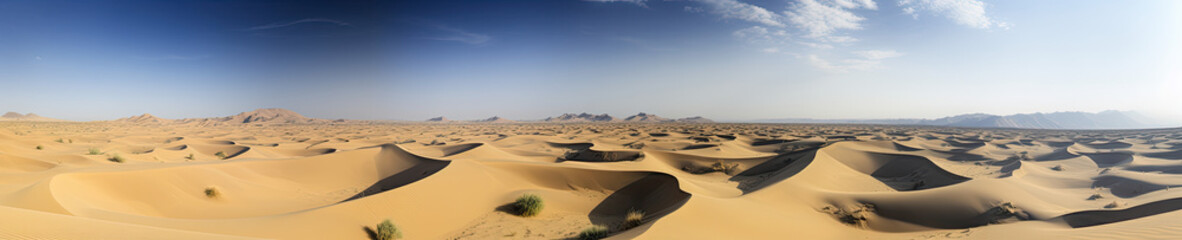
[514,193,544,217]
[107,154,125,163]
[578,225,609,240]
[376,219,402,240]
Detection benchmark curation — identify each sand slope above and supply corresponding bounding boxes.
[3,121,1182,239]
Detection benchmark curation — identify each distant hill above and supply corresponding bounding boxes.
[759,111,1157,130]
[174,108,334,125]
[675,116,715,123]
[0,112,68,122]
[545,113,618,122]
[473,116,516,123]
[114,113,172,124]
[426,116,452,122]
[623,112,669,122]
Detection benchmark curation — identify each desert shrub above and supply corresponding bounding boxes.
[88,148,102,155]
[577,225,609,240]
[711,160,739,175]
[55,138,64,143]
[514,193,544,217]
[215,151,228,159]
[108,154,125,163]
[622,209,645,229]
[36,145,43,150]
[185,153,195,160]
[376,219,402,240]
[204,187,219,198]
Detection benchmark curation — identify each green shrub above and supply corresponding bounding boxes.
[108,154,125,163]
[577,225,609,240]
[514,193,544,217]
[622,209,645,229]
[88,148,102,155]
[376,219,402,240]
[204,187,219,198]
[711,160,739,175]
[215,151,228,159]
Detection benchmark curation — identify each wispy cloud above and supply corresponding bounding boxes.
[732,26,790,44]
[583,0,648,7]
[608,36,676,51]
[132,55,210,61]
[785,0,877,40]
[807,49,903,72]
[428,26,491,45]
[695,0,785,27]
[853,49,904,60]
[898,0,1006,29]
[584,0,1000,72]
[244,18,351,31]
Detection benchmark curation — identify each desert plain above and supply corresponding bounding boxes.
[3,109,1182,239]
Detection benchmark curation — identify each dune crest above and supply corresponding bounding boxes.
[3,120,1182,239]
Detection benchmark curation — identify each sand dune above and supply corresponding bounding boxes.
[3,120,1182,239]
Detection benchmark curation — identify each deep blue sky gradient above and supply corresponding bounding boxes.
[1,0,1179,122]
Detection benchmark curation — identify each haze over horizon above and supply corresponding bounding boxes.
[2,0,1180,123]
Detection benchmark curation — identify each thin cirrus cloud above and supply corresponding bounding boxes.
[243,18,352,31]
[583,0,648,7]
[584,0,1003,72]
[132,55,211,61]
[427,25,491,45]
[785,0,877,41]
[899,0,1006,29]
[695,0,785,27]
[807,50,904,72]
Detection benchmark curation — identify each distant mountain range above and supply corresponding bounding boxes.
[0,112,67,122]
[759,111,1160,130]
[4,108,1165,129]
[111,108,342,125]
[542,112,712,123]
[429,112,714,123]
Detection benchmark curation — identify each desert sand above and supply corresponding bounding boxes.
[3,111,1182,239]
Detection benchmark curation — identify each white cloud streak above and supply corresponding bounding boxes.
[133,55,210,61]
[583,0,648,7]
[785,0,877,40]
[853,50,904,60]
[244,18,351,31]
[898,0,1003,29]
[695,0,785,27]
[807,49,903,72]
[429,26,491,45]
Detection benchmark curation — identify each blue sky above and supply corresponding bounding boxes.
[1,0,1179,123]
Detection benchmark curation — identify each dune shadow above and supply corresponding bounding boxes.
[1058,197,1182,228]
[1092,175,1174,198]
[587,174,691,233]
[340,145,451,202]
[341,161,450,202]
[1081,152,1133,168]
[363,226,378,240]
[731,149,818,194]
[1143,149,1182,160]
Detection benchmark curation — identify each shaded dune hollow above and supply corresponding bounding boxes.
[1056,197,1182,228]
[546,142,643,162]
[824,147,970,191]
[50,144,448,219]
[479,163,691,237]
